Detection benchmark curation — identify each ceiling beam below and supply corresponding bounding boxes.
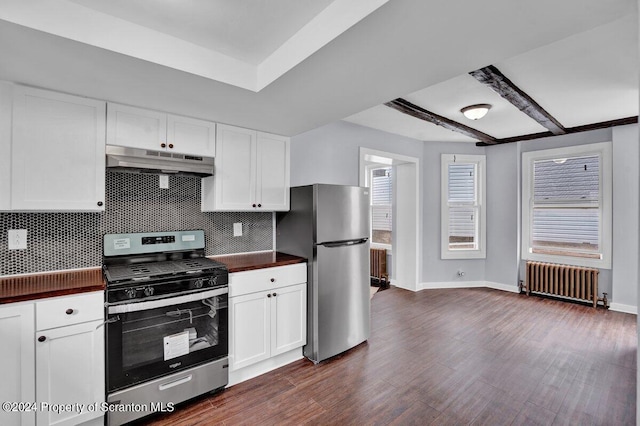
[385,98,497,144]
[475,116,638,146]
[470,65,567,135]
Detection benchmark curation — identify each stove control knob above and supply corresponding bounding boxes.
[208,276,218,287]
[144,287,155,297]
[194,279,205,289]
[124,288,137,299]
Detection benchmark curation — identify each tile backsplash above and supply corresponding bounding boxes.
[0,171,273,276]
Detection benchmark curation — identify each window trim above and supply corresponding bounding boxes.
[521,142,612,269]
[441,154,486,259]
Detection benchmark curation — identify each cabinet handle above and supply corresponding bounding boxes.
[252,204,257,208]
[65,308,74,315]
[270,278,275,283]
[258,204,262,208]
[161,143,166,148]
[272,293,277,297]
[267,294,272,298]
[97,201,103,207]
[38,336,46,342]
[168,144,174,149]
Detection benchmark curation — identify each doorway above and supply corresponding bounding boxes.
[359,148,420,291]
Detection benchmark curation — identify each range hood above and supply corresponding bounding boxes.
[106,145,214,177]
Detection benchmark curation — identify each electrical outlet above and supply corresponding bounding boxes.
[8,229,27,250]
[233,223,243,237]
[159,175,169,189]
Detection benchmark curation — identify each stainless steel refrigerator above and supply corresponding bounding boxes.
[276,184,370,363]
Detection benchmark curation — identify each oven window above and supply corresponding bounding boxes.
[120,295,226,369]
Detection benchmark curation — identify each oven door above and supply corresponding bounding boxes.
[106,287,228,392]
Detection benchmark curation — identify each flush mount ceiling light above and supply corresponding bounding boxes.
[460,104,492,120]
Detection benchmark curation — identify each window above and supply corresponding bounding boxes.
[522,142,612,269]
[441,154,486,259]
[370,167,392,246]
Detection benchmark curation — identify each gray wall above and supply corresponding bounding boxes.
[516,125,639,300]
[419,141,485,283]
[290,120,485,284]
[290,120,423,187]
[485,142,520,287]
[291,119,639,308]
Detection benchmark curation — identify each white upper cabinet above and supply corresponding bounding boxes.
[256,132,290,211]
[8,85,106,212]
[202,124,289,212]
[107,103,215,157]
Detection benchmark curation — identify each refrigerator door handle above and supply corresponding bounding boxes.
[317,238,368,248]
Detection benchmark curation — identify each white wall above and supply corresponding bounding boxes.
[611,125,639,313]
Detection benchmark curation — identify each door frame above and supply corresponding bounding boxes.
[359,148,421,291]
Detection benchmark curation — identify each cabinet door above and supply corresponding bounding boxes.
[0,303,35,426]
[167,114,215,157]
[229,291,270,371]
[256,132,290,211]
[271,284,306,356]
[11,87,106,211]
[0,82,13,210]
[202,124,256,211]
[106,103,167,152]
[36,320,104,426]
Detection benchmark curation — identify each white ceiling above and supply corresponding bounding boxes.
[68,0,336,65]
[345,13,638,143]
[0,0,636,141]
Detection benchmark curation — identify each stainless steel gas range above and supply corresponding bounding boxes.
[102,230,228,426]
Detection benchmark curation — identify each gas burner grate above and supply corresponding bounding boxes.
[104,257,226,283]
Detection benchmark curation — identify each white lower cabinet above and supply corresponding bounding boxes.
[0,302,36,426]
[35,292,104,426]
[228,264,306,378]
[0,291,105,426]
[229,290,271,370]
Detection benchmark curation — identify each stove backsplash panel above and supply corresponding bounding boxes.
[0,171,273,276]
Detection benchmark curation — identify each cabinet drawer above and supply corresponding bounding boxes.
[229,263,306,297]
[36,291,103,330]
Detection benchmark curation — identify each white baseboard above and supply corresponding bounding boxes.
[418,281,519,293]
[227,348,303,387]
[418,281,485,291]
[609,302,638,315]
[484,281,520,293]
[416,282,636,313]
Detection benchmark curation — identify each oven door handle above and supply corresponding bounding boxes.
[107,287,228,314]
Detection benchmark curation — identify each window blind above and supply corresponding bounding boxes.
[448,163,477,247]
[532,155,600,253]
[371,168,392,232]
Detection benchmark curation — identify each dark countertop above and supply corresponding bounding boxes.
[212,251,306,273]
[0,268,105,305]
[0,251,306,304]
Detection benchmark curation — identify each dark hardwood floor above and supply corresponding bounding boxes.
[145,286,637,425]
